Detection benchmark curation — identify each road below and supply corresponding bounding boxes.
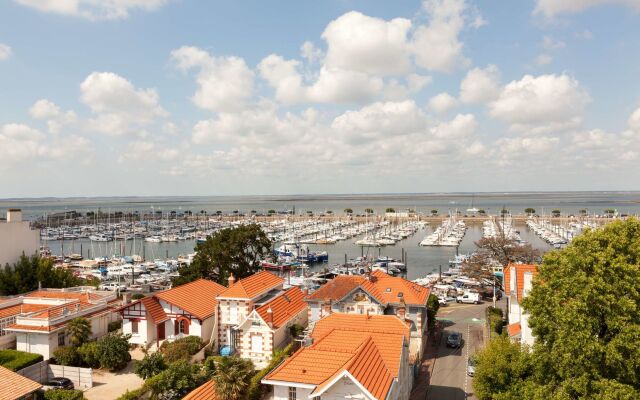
[427,299,504,400]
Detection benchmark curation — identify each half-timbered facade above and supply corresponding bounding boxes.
[119,279,226,347]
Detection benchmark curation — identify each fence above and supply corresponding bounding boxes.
[17,360,93,389]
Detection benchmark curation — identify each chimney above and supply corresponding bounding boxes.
[266,306,273,328]
[7,209,22,223]
[397,294,406,320]
[228,273,236,287]
[122,292,132,305]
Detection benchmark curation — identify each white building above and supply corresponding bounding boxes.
[118,279,227,348]
[504,263,538,347]
[263,313,413,400]
[0,209,39,267]
[2,287,121,359]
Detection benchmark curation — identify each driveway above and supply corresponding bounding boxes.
[426,299,504,400]
[84,359,144,400]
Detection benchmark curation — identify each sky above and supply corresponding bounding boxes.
[1,0,640,197]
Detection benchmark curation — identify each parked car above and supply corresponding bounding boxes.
[44,377,74,390]
[437,296,448,306]
[456,292,480,304]
[446,332,463,348]
[99,282,127,291]
[467,357,477,376]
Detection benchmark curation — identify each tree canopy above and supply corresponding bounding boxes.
[474,219,640,399]
[173,224,272,286]
[0,254,81,296]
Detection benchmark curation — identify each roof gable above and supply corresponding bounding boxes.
[155,279,226,320]
[305,275,365,302]
[183,379,217,400]
[504,264,538,303]
[0,366,41,400]
[256,287,307,329]
[218,271,284,299]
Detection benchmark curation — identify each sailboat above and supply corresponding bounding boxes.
[466,194,479,214]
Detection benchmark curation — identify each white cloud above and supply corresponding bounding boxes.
[430,114,477,139]
[459,65,500,104]
[534,0,640,17]
[428,92,457,114]
[0,43,12,60]
[494,136,560,165]
[14,0,170,20]
[542,35,566,49]
[571,129,615,149]
[30,99,60,119]
[171,46,254,112]
[628,106,640,132]
[411,0,480,73]
[489,74,590,134]
[300,41,323,64]
[322,11,412,75]
[536,54,553,65]
[80,72,166,136]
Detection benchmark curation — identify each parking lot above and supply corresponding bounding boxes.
[426,299,504,399]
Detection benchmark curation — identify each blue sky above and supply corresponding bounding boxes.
[1,0,640,197]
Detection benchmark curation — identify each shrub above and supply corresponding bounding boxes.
[486,306,504,336]
[116,387,147,400]
[145,361,205,400]
[0,349,43,371]
[97,333,131,371]
[108,320,122,333]
[160,336,202,363]
[134,352,166,379]
[53,346,80,367]
[43,389,85,400]
[77,341,100,368]
[131,293,145,300]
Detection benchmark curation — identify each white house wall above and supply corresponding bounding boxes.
[272,385,313,400]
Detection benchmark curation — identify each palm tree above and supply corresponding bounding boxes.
[213,356,255,400]
[66,317,91,347]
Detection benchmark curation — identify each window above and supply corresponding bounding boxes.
[251,335,263,352]
[131,320,139,334]
[288,387,297,400]
[0,317,16,337]
[179,319,186,334]
[58,332,65,346]
[229,301,238,323]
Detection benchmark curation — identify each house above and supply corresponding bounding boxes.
[305,270,430,360]
[262,313,413,400]
[183,380,217,400]
[217,271,308,368]
[118,279,226,347]
[0,209,39,268]
[504,263,538,346]
[0,366,42,400]
[2,287,120,359]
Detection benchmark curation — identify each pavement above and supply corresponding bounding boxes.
[84,357,144,400]
[420,298,504,400]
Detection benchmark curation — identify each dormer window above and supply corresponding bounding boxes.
[385,288,392,292]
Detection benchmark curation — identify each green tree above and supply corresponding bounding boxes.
[173,224,272,286]
[521,218,640,398]
[77,341,100,368]
[473,336,533,400]
[579,209,587,215]
[213,356,255,400]
[53,346,80,366]
[551,209,561,217]
[524,207,536,215]
[66,317,91,347]
[267,209,276,214]
[134,352,166,379]
[0,254,81,296]
[145,361,205,400]
[430,209,438,216]
[364,208,374,214]
[97,333,131,371]
[386,208,395,213]
[344,208,353,215]
[426,294,440,331]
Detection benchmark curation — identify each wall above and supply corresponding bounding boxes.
[321,376,369,399]
[15,332,56,360]
[0,221,39,267]
[17,360,93,389]
[272,385,314,400]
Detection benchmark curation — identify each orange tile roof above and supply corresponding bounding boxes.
[507,322,522,337]
[305,275,365,301]
[183,380,217,400]
[155,279,226,320]
[7,307,114,333]
[0,303,50,319]
[312,313,410,341]
[265,314,408,399]
[0,366,42,400]
[504,264,538,303]
[218,271,284,299]
[256,287,306,329]
[140,297,168,324]
[305,271,430,306]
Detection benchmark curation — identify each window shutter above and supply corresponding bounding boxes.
[174,320,179,335]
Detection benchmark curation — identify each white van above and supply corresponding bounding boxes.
[456,292,480,304]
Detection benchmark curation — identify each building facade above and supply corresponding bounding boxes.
[504,263,538,346]
[0,209,39,268]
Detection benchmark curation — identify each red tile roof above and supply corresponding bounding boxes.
[264,314,409,399]
[0,366,42,400]
[140,297,168,324]
[183,380,217,400]
[155,279,226,320]
[504,264,538,303]
[7,307,115,333]
[305,271,429,306]
[256,287,306,329]
[0,303,50,319]
[218,271,284,299]
[507,322,522,337]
